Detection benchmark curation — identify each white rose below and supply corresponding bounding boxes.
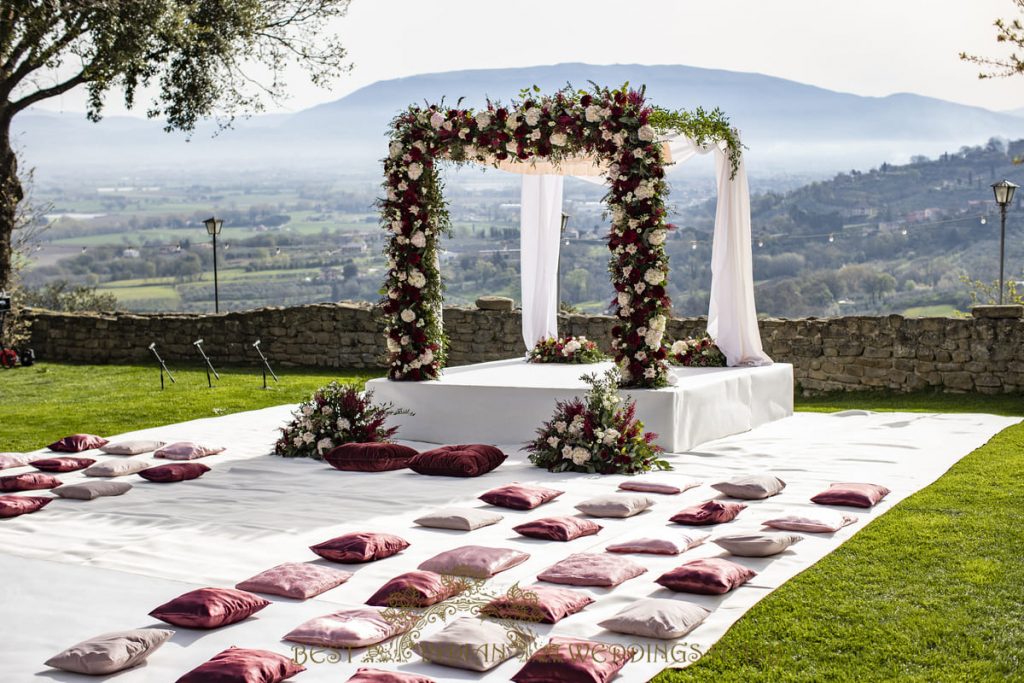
[301,405,314,416]
[554,421,567,433]
[638,124,656,142]
[634,282,646,294]
[316,437,334,455]
[524,107,541,126]
[645,328,663,349]
[475,111,492,128]
[561,445,573,459]
[506,113,520,129]
[429,111,445,129]
[651,315,667,331]
[389,141,403,159]
[506,141,518,155]
[408,270,426,288]
[635,183,654,200]
[585,105,601,122]
[387,337,401,353]
[407,162,423,181]
[547,436,560,448]
[292,436,303,447]
[644,268,665,285]
[671,340,687,355]
[625,244,637,254]
[401,335,411,345]
[302,432,315,444]
[563,340,581,355]
[644,367,658,379]
[420,349,434,365]
[635,351,647,361]
[322,405,333,415]
[410,231,426,248]
[400,309,416,323]
[617,292,630,307]
[649,229,667,246]
[570,447,591,466]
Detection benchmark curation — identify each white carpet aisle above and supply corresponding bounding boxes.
[0,406,1017,681]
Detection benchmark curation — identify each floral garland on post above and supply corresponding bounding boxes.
[379,84,741,388]
[527,335,606,364]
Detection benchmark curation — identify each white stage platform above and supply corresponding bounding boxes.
[368,359,794,452]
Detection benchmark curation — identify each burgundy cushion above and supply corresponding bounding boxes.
[137,462,210,483]
[479,483,563,510]
[656,558,757,595]
[236,562,353,600]
[0,472,62,492]
[325,442,419,472]
[0,495,52,518]
[345,669,437,683]
[670,500,746,525]
[47,434,109,453]
[511,636,633,683]
[310,532,409,563]
[482,585,594,623]
[31,457,95,473]
[513,516,602,542]
[811,482,891,508]
[176,646,304,683]
[408,444,506,477]
[365,570,468,608]
[149,587,270,629]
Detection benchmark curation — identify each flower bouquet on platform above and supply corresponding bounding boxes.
[274,382,410,459]
[526,369,669,474]
[527,335,607,364]
[669,334,727,367]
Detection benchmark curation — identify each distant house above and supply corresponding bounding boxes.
[121,248,140,259]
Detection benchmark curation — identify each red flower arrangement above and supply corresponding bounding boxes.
[669,335,727,367]
[527,335,606,364]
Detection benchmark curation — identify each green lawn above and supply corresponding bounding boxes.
[1,364,1021,680]
[901,304,962,317]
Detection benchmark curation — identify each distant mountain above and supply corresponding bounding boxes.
[14,63,1024,176]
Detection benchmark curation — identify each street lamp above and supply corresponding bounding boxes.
[203,216,224,313]
[990,179,1018,305]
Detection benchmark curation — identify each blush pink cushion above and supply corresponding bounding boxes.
[310,532,409,563]
[149,588,269,629]
[47,434,108,453]
[511,636,632,683]
[482,585,594,623]
[418,545,530,578]
[537,553,647,587]
[284,607,412,648]
[764,509,858,533]
[408,444,507,477]
[236,562,353,599]
[346,668,437,683]
[154,441,225,460]
[618,478,700,495]
[137,462,210,482]
[606,532,709,555]
[365,571,468,608]
[656,558,757,595]
[31,457,95,473]
[811,482,891,508]
[0,452,32,470]
[670,500,746,525]
[176,646,304,683]
[0,495,52,518]
[479,483,563,509]
[0,472,62,492]
[513,516,602,542]
[325,442,419,472]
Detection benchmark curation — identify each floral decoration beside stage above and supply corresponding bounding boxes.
[670,335,727,367]
[274,382,410,460]
[526,369,669,474]
[527,335,606,364]
[379,83,741,388]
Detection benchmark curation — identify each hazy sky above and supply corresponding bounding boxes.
[35,0,1024,116]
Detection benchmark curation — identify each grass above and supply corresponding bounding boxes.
[2,364,1022,680]
[901,304,962,317]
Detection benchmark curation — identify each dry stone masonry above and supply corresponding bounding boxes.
[23,302,1024,395]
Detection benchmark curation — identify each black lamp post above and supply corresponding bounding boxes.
[203,216,224,313]
[990,180,1018,305]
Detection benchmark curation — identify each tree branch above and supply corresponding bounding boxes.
[9,69,89,113]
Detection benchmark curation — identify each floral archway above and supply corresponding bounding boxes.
[379,85,742,389]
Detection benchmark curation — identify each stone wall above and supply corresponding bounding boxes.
[22,303,1024,395]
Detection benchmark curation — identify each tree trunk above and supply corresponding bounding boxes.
[0,115,22,293]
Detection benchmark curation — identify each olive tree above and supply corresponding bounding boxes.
[960,0,1024,79]
[0,0,352,290]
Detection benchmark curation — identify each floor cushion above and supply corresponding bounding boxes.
[408,444,506,477]
[618,478,700,495]
[31,457,95,473]
[47,434,108,453]
[0,495,52,518]
[365,571,469,608]
[137,462,210,483]
[713,532,804,557]
[236,562,353,599]
[670,500,747,525]
[606,531,709,555]
[44,628,174,675]
[656,557,757,595]
[511,636,632,683]
[413,507,503,531]
[513,516,602,542]
[478,483,563,509]
[598,598,710,639]
[149,587,270,629]
[0,452,32,470]
[53,480,132,500]
[100,440,165,456]
[482,584,594,623]
[176,646,304,683]
[345,668,437,683]
[84,458,152,478]
[310,532,409,563]
[154,441,225,460]
[574,493,654,518]
[0,472,62,492]
[711,473,786,500]
[418,545,529,578]
[412,616,530,671]
[537,553,647,587]
[284,607,412,648]
[763,509,858,533]
[811,482,891,508]
[325,442,419,472]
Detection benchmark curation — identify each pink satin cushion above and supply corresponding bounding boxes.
[176,646,304,683]
[618,479,699,495]
[482,584,594,623]
[606,532,709,555]
[811,482,891,508]
[31,457,95,473]
[408,444,506,477]
[670,500,746,525]
[138,462,210,483]
[154,441,225,460]
[0,472,62,492]
[284,607,412,648]
[513,516,602,542]
[346,669,437,683]
[310,532,409,563]
[325,442,419,472]
[0,452,31,470]
[150,588,269,629]
[418,545,530,578]
[236,562,353,599]
[0,495,52,518]
[47,434,108,453]
[511,636,632,683]
[763,509,858,533]
[479,483,563,509]
[537,553,647,587]
[656,557,757,595]
[365,570,469,608]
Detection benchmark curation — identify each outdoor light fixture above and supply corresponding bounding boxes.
[147,342,176,390]
[252,339,280,390]
[990,179,1019,305]
[193,339,220,388]
[203,216,224,313]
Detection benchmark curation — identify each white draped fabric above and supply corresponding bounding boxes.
[519,174,564,348]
